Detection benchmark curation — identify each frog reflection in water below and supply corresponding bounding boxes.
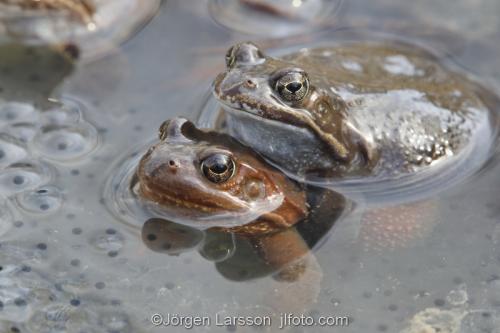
[136,118,346,311]
[213,42,495,179]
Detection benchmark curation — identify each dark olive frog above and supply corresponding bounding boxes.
[214,42,496,180]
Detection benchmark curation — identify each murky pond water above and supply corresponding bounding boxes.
[1,1,500,332]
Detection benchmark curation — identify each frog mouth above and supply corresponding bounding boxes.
[216,95,266,117]
[139,182,232,213]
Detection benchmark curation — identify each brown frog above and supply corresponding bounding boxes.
[213,42,496,180]
[136,118,348,312]
[137,117,309,236]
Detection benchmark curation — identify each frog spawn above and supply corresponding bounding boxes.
[0,257,133,333]
[0,99,99,219]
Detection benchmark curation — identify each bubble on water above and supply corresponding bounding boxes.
[88,229,125,253]
[447,285,468,306]
[0,134,29,168]
[0,162,50,196]
[0,101,38,125]
[30,122,98,162]
[16,185,64,214]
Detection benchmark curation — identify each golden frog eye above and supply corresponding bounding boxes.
[201,153,235,183]
[275,71,309,102]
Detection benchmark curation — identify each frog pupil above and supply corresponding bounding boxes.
[211,160,227,174]
[202,154,235,183]
[286,82,302,93]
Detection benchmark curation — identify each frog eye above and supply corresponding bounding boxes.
[201,153,235,183]
[275,71,309,102]
[225,46,236,68]
[225,42,264,68]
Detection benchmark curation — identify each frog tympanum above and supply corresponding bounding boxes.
[213,42,495,179]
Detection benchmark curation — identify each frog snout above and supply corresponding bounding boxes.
[215,72,258,98]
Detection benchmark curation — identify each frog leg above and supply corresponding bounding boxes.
[249,228,322,313]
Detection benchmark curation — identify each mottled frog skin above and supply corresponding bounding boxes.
[214,42,495,179]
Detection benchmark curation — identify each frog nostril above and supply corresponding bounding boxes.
[245,79,257,89]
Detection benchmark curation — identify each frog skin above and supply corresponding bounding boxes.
[213,42,495,179]
[0,0,95,24]
[137,117,308,235]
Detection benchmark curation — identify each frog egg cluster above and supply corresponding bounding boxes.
[0,98,98,218]
[0,243,132,333]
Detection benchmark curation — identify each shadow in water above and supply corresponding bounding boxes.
[141,186,347,282]
[0,43,77,105]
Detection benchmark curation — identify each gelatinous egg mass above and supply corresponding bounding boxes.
[31,123,98,162]
[0,162,48,196]
[16,185,63,214]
